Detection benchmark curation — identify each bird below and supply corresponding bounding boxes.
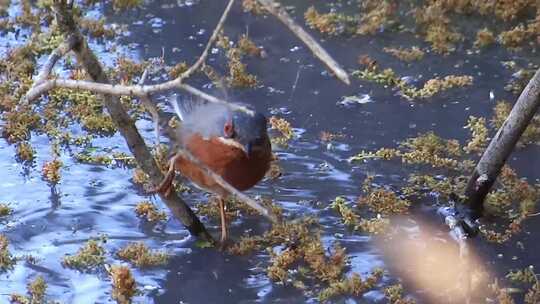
[154,97,272,245]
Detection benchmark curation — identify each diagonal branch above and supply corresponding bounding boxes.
[256,0,350,85]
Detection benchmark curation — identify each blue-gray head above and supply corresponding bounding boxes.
[224,109,269,155]
[172,96,269,156]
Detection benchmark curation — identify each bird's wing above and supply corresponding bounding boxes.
[169,94,198,122]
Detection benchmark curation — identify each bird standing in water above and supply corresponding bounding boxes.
[155,98,272,245]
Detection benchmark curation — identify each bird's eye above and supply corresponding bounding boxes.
[223,121,235,138]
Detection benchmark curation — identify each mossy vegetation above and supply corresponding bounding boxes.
[62,239,106,271]
[110,265,137,304]
[10,276,50,304]
[116,242,168,268]
[134,201,167,222]
[0,234,16,272]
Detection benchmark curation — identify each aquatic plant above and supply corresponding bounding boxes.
[110,265,137,304]
[41,159,62,185]
[10,275,49,304]
[117,242,168,268]
[0,203,12,217]
[474,28,496,48]
[304,6,356,36]
[464,116,488,154]
[62,239,106,271]
[492,100,540,147]
[357,0,395,35]
[134,201,167,222]
[269,116,294,146]
[384,284,416,304]
[0,234,16,272]
[318,269,383,301]
[383,47,424,62]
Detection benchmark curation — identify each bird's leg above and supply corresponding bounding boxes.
[152,153,180,197]
[218,196,228,247]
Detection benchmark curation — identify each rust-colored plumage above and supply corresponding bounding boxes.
[155,99,272,245]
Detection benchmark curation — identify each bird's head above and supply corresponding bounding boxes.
[221,108,269,156]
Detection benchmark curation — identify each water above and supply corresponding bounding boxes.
[1,0,540,303]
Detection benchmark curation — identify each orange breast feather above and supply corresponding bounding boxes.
[174,134,271,196]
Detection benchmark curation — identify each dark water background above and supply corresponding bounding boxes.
[1,0,540,303]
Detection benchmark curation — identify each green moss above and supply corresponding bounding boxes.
[10,275,48,304]
[358,0,396,35]
[385,284,415,304]
[383,46,424,62]
[318,268,383,301]
[134,201,167,222]
[117,242,169,268]
[112,0,141,11]
[63,239,106,271]
[304,6,356,36]
[0,203,13,217]
[0,234,16,272]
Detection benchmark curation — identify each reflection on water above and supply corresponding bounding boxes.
[1,0,540,303]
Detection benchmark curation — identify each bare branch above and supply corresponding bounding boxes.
[178,0,235,81]
[256,0,350,85]
[50,0,214,242]
[33,36,76,85]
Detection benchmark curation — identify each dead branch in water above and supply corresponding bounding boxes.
[465,67,540,219]
[47,0,217,242]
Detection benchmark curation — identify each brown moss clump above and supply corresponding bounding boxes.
[112,0,141,11]
[474,28,496,48]
[304,6,356,36]
[0,234,16,272]
[238,35,263,57]
[358,181,411,215]
[525,282,540,304]
[117,242,168,268]
[41,159,62,185]
[63,239,106,271]
[110,265,137,304]
[498,24,530,49]
[242,0,265,14]
[331,196,359,227]
[269,116,294,146]
[464,116,488,154]
[0,203,12,217]
[226,48,258,88]
[79,18,115,38]
[383,47,424,62]
[2,107,41,143]
[15,141,35,163]
[10,275,48,304]
[358,0,396,35]
[506,267,536,285]
[318,269,384,301]
[352,63,473,100]
[357,217,391,235]
[385,283,415,304]
[168,61,188,79]
[134,201,167,222]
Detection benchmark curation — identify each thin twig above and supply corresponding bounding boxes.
[33,36,75,85]
[256,0,350,85]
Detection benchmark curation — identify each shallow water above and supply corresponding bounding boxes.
[1,0,540,303]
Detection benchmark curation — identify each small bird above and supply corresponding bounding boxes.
[155,98,272,244]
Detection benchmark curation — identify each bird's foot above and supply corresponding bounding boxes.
[150,168,176,197]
